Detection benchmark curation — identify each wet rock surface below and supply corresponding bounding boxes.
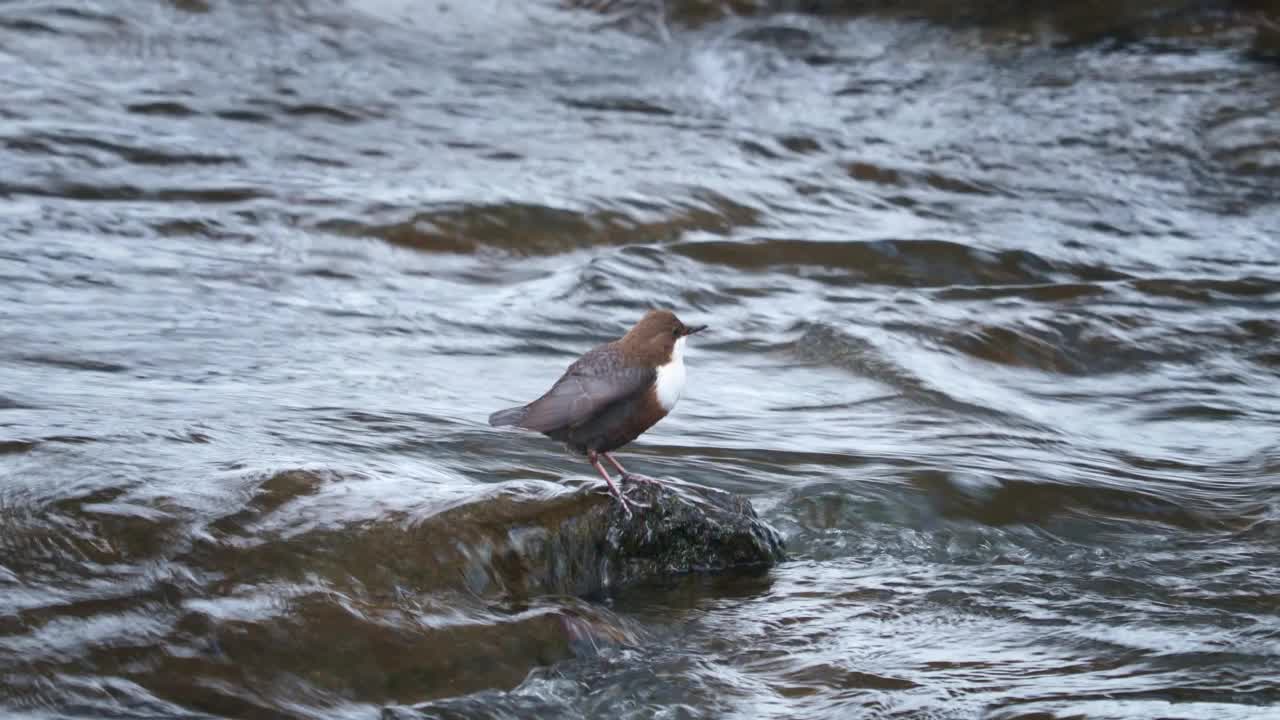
[221,473,785,601]
[184,470,785,600]
[616,479,784,565]
[38,470,786,712]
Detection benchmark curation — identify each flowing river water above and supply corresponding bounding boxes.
[3,1,1280,718]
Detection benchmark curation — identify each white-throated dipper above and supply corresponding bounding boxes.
[488,309,707,516]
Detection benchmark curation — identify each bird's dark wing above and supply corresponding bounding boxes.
[514,346,655,433]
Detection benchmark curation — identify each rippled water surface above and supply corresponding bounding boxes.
[4,1,1280,718]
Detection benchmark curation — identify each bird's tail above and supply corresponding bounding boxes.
[488,405,528,427]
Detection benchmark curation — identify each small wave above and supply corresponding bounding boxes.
[789,323,1044,427]
[560,96,676,116]
[1131,277,1280,302]
[1204,103,1280,178]
[125,101,198,117]
[943,323,1086,374]
[790,323,926,395]
[935,283,1108,302]
[282,103,365,123]
[738,134,824,159]
[671,237,1129,288]
[1141,403,1249,422]
[1,181,265,204]
[205,468,337,537]
[0,395,37,410]
[937,317,1176,376]
[214,109,274,124]
[1253,350,1280,370]
[17,354,130,373]
[318,195,761,256]
[847,160,1008,197]
[207,100,373,126]
[0,4,124,37]
[912,471,1228,532]
[0,440,36,455]
[0,17,59,35]
[5,130,242,167]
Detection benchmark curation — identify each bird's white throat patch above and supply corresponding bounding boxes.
[654,336,687,411]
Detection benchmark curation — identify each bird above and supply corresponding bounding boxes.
[488,309,707,516]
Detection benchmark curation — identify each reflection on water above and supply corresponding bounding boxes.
[2,0,1279,718]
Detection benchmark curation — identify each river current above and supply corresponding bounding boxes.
[2,1,1279,718]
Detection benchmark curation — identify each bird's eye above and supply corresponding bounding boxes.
[672,327,680,338]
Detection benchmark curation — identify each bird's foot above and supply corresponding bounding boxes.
[622,472,663,487]
[595,483,649,517]
[589,453,649,517]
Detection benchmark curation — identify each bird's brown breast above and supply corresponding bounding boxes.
[549,380,668,455]
[600,383,668,448]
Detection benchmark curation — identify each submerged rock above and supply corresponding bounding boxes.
[159,472,785,707]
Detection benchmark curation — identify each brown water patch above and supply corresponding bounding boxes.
[848,160,1008,197]
[936,283,1109,302]
[18,354,131,374]
[133,596,593,709]
[937,315,1206,376]
[125,102,198,117]
[319,196,761,256]
[1,182,265,204]
[560,96,676,116]
[636,0,1275,37]
[282,104,364,123]
[0,440,37,455]
[1132,277,1280,301]
[911,471,1224,531]
[672,237,1129,287]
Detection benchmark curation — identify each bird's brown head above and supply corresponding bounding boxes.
[619,309,707,366]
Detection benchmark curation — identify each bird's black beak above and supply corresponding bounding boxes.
[684,324,708,336]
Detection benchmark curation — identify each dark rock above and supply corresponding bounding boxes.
[159,472,784,707]
[600,479,787,591]
[395,477,787,600]
[188,472,785,602]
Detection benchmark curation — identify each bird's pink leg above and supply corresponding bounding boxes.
[604,453,662,486]
[589,452,645,516]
